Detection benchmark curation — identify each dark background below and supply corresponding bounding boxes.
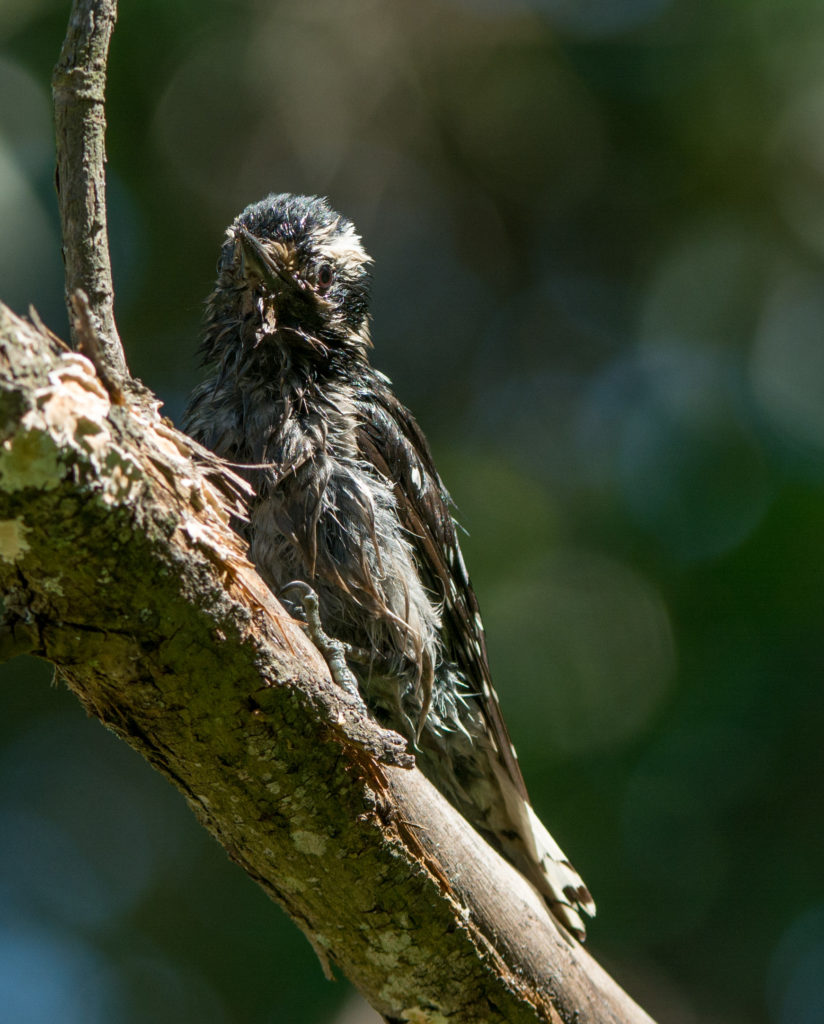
[2,1,824,1022]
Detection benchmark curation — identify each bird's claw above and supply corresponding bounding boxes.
[280,580,363,700]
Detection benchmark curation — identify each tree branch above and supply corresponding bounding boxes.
[0,303,654,1022]
[35,1,658,1019]
[52,0,126,381]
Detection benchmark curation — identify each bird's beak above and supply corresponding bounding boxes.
[235,226,294,292]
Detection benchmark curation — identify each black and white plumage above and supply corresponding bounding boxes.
[183,193,595,939]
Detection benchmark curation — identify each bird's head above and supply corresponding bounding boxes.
[208,193,373,364]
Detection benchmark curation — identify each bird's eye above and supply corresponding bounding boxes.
[316,263,334,291]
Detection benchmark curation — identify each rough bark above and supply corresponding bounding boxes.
[52,0,125,378]
[0,303,655,1023]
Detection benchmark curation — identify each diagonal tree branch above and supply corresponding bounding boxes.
[8,0,659,1019]
[0,303,654,1023]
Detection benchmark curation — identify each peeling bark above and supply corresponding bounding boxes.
[0,303,654,1023]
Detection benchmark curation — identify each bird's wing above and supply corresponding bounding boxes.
[356,375,595,939]
[355,376,529,802]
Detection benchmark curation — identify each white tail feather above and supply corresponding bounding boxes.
[523,803,596,940]
[491,763,595,939]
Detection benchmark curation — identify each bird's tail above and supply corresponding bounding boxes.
[491,765,595,940]
[521,802,596,940]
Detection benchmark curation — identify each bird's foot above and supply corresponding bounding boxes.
[280,581,364,700]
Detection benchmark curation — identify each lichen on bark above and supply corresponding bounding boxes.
[0,301,655,1023]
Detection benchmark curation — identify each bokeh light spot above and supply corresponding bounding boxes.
[0,922,117,1024]
[767,907,824,1024]
[487,547,675,754]
[751,266,824,454]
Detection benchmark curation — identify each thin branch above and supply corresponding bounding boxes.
[0,303,655,1024]
[52,0,127,379]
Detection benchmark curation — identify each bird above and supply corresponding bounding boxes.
[183,192,595,939]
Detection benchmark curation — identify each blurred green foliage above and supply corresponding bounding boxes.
[2,1,824,1021]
